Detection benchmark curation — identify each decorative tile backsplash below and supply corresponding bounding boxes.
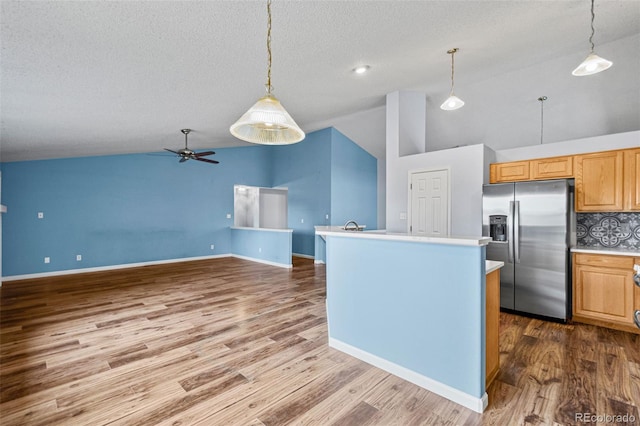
[576,213,640,250]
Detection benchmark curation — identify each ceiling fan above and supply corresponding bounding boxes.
[164,129,219,164]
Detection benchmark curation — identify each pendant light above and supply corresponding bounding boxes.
[440,48,465,111]
[572,0,612,76]
[230,0,305,144]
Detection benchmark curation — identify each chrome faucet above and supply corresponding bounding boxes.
[343,220,360,231]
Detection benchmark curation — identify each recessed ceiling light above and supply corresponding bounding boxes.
[353,65,371,75]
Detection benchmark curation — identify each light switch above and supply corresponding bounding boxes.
[400,212,407,220]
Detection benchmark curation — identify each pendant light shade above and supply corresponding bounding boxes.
[572,0,612,76]
[440,48,464,111]
[572,53,612,76]
[230,94,304,144]
[440,95,465,111]
[230,0,305,145]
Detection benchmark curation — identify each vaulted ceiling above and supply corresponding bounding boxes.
[1,1,639,162]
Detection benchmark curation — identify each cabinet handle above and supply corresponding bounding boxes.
[635,274,640,288]
[635,310,640,330]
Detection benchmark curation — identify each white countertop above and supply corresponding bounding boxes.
[231,226,293,233]
[315,226,491,247]
[571,246,639,257]
[486,260,504,274]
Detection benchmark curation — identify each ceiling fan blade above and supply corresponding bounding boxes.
[164,148,180,154]
[194,151,216,157]
[195,157,219,164]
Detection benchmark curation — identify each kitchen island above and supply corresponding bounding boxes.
[316,227,499,413]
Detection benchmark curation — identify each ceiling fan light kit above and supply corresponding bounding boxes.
[572,0,612,76]
[229,0,304,145]
[440,48,465,111]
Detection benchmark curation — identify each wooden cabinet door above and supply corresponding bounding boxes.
[575,151,624,211]
[624,148,640,211]
[635,258,640,331]
[530,155,573,180]
[485,269,500,388]
[574,264,634,325]
[490,161,530,183]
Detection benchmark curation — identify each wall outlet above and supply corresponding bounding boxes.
[226,213,231,219]
[400,212,407,220]
[38,212,44,219]
[301,218,304,224]
[258,247,262,253]
[210,244,215,250]
[76,255,82,261]
[325,214,329,220]
[44,257,50,264]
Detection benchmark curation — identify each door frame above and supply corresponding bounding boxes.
[407,167,452,235]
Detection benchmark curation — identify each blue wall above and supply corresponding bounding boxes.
[2,146,272,276]
[271,128,377,257]
[271,129,332,256]
[1,127,378,275]
[330,129,377,229]
[231,228,293,267]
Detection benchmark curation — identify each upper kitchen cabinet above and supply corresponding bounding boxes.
[530,155,573,180]
[489,155,573,183]
[489,161,530,183]
[575,150,624,212]
[624,148,640,211]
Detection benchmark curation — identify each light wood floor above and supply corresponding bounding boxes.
[1,257,638,425]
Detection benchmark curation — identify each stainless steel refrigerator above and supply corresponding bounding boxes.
[482,179,573,321]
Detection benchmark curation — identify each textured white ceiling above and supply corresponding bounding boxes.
[1,0,639,162]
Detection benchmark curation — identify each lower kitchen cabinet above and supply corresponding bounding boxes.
[486,269,500,388]
[572,253,639,334]
[636,258,640,330]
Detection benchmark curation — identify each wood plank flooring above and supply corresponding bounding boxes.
[1,257,638,425]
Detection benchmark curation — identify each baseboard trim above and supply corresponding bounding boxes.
[1,254,234,282]
[292,253,314,260]
[314,260,325,264]
[328,337,488,413]
[231,254,293,269]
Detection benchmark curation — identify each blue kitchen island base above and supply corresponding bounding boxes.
[317,228,492,413]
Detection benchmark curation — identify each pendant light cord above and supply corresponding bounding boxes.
[448,48,458,95]
[588,0,596,53]
[538,96,547,145]
[450,52,455,94]
[266,0,273,94]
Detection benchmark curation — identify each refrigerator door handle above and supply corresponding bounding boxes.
[507,201,514,263]
[514,201,521,264]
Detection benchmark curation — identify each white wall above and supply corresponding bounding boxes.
[495,130,640,162]
[386,91,489,236]
[386,145,488,236]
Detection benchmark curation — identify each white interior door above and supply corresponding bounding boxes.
[410,169,449,236]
